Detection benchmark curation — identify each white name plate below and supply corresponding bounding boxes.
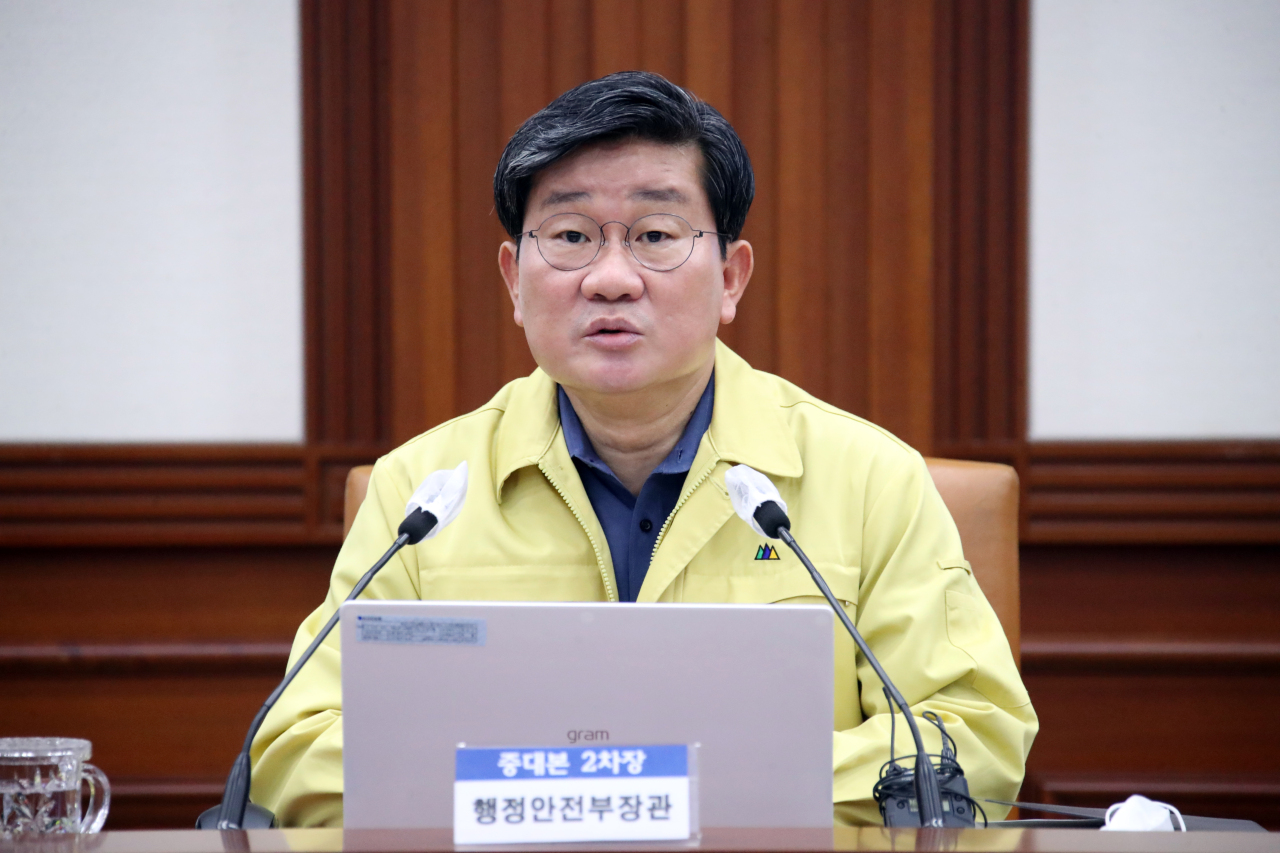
[453,745,695,845]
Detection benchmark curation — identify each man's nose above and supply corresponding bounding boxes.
[581,223,644,302]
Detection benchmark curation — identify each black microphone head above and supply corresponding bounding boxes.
[753,500,791,539]
[398,507,438,544]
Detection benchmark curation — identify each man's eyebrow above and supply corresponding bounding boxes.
[631,187,689,203]
[539,190,591,207]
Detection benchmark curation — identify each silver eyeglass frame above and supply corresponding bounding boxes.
[522,212,726,272]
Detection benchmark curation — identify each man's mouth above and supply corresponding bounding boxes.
[584,318,641,337]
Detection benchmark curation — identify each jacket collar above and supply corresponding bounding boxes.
[704,339,803,479]
[493,339,803,503]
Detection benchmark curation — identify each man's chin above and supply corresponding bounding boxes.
[550,357,663,398]
[538,343,712,400]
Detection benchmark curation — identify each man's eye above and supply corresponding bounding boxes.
[559,230,590,244]
[637,230,669,244]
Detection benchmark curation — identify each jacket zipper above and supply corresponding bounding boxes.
[541,463,617,603]
[649,460,718,565]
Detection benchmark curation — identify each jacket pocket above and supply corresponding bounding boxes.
[681,563,860,607]
[945,590,1029,708]
[768,563,860,609]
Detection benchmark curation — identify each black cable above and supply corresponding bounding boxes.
[870,711,985,827]
[214,530,412,828]
[773,525,947,828]
[884,687,898,769]
[212,506,439,829]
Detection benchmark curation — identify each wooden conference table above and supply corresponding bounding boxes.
[4,828,1276,853]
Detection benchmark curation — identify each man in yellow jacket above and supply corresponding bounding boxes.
[251,70,1036,827]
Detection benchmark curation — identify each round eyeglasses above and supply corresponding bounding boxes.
[523,213,725,272]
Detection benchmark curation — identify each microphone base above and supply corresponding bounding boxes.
[195,802,277,830]
[879,772,977,828]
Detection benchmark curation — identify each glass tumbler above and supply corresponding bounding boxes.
[0,737,110,836]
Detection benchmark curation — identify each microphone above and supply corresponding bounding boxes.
[197,462,469,830]
[725,465,976,829]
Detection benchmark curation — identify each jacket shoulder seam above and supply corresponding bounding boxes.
[777,399,917,456]
[379,404,508,461]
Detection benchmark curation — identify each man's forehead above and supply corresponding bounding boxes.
[527,139,706,212]
[539,186,691,208]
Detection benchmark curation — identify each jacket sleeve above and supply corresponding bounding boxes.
[831,449,1037,826]
[249,457,424,827]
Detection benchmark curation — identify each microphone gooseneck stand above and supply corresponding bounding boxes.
[751,501,968,829]
[196,508,438,830]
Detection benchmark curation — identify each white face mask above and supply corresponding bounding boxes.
[1101,795,1186,832]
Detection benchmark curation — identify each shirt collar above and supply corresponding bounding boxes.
[557,376,715,480]
[494,340,803,503]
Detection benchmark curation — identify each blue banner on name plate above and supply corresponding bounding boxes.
[456,745,686,780]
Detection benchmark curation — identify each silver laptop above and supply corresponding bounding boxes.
[341,600,834,829]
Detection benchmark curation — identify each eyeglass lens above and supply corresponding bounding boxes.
[533,213,699,272]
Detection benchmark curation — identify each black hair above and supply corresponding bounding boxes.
[493,71,754,254]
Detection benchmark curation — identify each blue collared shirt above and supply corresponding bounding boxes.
[557,377,715,602]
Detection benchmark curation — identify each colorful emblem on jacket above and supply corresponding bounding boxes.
[754,544,781,560]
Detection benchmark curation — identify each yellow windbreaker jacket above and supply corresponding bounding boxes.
[251,341,1037,827]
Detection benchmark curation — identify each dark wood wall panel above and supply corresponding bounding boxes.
[1019,542,1280,818]
[1025,443,1280,544]
[1,671,286,779]
[0,546,330,828]
[4,0,1279,831]
[0,547,334,644]
[866,0,936,449]
[1020,668,1280,829]
[384,0,458,441]
[724,0,777,371]
[376,0,940,452]
[0,446,381,547]
[933,0,1026,450]
[0,666,287,829]
[823,1,872,418]
[775,0,830,399]
[1021,544,1280,642]
[304,0,392,446]
[1025,671,1280,775]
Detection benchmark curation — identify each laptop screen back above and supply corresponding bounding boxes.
[341,600,834,829]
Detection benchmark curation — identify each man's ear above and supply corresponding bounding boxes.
[719,239,754,325]
[498,240,524,327]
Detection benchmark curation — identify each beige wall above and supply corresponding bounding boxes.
[0,0,303,441]
[1029,0,1280,439]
